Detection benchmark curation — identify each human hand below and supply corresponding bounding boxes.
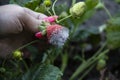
[0,4,47,58]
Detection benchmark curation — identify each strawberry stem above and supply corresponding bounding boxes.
[52,0,58,16]
[57,15,72,23]
[101,0,112,19]
[17,40,39,50]
[72,0,76,6]
[46,7,53,16]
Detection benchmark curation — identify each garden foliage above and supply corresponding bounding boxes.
[0,0,120,80]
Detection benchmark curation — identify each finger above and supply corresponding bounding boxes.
[0,5,24,35]
[21,12,44,33]
[23,7,47,19]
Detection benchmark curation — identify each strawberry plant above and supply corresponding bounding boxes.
[0,0,120,80]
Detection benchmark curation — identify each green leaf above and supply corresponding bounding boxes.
[22,64,63,80]
[78,9,96,23]
[9,0,16,4]
[55,2,69,15]
[72,26,100,41]
[34,4,46,13]
[106,17,120,49]
[9,0,31,6]
[9,0,41,10]
[25,0,41,10]
[115,0,120,3]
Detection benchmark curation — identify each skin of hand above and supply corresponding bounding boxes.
[0,4,47,58]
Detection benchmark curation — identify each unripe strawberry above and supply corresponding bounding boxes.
[46,24,69,47]
[44,0,52,7]
[13,50,23,60]
[70,2,86,17]
[96,59,106,70]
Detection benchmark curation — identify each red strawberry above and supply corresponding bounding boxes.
[44,16,58,23]
[46,24,69,47]
[35,32,43,38]
[46,24,62,39]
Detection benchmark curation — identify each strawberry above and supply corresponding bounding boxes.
[13,50,23,60]
[35,32,43,38]
[96,59,106,70]
[70,2,86,17]
[44,0,52,7]
[46,24,69,47]
[44,16,58,23]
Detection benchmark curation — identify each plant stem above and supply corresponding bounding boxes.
[103,5,112,19]
[72,0,76,6]
[46,8,53,16]
[81,48,85,61]
[52,0,58,16]
[57,15,72,23]
[10,60,22,73]
[70,48,109,80]
[60,53,68,72]
[2,57,7,67]
[78,64,95,80]
[88,42,107,62]
[17,40,39,50]
[70,61,88,80]
[21,59,29,71]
